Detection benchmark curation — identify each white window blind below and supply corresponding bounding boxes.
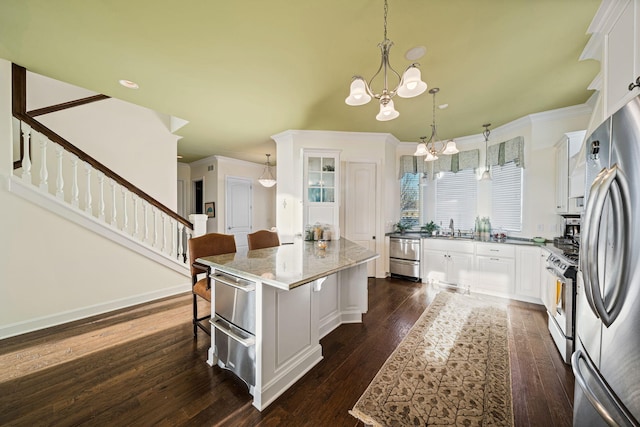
[491,162,523,231]
[435,169,477,230]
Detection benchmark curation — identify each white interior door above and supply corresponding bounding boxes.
[345,162,376,277]
[226,176,252,250]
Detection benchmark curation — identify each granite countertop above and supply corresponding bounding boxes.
[196,237,379,291]
[386,232,549,247]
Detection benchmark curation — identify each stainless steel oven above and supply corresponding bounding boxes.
[389,237,421,281]
[544,251,578,364]
[211,271,256,392]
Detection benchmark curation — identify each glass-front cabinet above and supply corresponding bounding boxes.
[303,149,341,237]
[306,156,336,203]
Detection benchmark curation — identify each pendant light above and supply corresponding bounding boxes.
[480,124,492,181]
[345,0,427,121]
[258,154,276,188]
[414,87,459,160]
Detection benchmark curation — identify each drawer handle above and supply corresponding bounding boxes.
[211,317,255,347]
[213,274,256,292]
[490,249,499,252]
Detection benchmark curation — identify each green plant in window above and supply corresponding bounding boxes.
[420,221,438,236]
[395,222,411,234]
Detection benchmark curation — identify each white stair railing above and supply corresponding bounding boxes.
[12,118,193,267]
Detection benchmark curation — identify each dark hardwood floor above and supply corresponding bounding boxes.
[0,278,574,426]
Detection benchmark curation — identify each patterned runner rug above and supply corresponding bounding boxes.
[350,291,513,426]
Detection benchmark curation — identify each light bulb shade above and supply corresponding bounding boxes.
[480,169,492,181]
[424,151,438,162]
[345,78,372,106]
[397,66,427,98]
[414,142,429,156]
[376,100,400,121]
[259,178,277,187]
[442,140,459,155]
[259,156,277,187]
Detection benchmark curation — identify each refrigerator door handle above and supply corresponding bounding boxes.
[572,350,639,427]
[581,168,608,316]
[588,165,631,327]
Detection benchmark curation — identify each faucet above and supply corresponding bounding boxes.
[449,218,454,237]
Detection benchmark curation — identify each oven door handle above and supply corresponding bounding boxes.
[581,168,608,317]
[588,165,631,327]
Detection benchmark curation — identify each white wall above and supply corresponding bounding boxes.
[29,72,180,210]
[396,104,592,239]
[189,155,276,235]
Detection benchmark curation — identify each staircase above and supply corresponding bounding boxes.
[1,62,195,339]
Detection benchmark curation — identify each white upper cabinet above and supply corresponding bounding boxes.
[604,0,640,116]
[303,149,340,235]
[556,131,586,213]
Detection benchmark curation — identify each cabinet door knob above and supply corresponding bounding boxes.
[629,76,640,91]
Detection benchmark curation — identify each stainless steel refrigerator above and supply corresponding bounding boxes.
[573,95,640,426]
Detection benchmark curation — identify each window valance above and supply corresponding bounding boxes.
[487,136,525,168]
[433,149,480,174]
[398,149,480,178]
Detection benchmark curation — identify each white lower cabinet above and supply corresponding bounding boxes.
[422,239,474,290]
[474,242,516,296]
[515,246,542,303]
[422,239,545,303]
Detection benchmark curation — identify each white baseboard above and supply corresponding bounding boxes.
[0,282,191,340]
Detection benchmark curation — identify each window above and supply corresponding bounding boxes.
[491,162,523,231]
[400,173,420,229]
[434,169,477,230]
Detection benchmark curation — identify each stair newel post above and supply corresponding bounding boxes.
[109,178,117,226]
[38,132,48,191]
[55,144,64,199]
[132,194,139,237]
[20,121,32,183]
[177,222,185,262]
[143,202,149,242]
[97,172,105,220]
[70,155,79,207]
[83,162,92,214]
[121,187,128,232]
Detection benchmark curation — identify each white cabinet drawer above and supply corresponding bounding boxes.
[475,243,515,258]
[422,238,474,254]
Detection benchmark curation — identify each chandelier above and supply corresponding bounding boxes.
[344,0,427,121]
[414,88,459,161]
[258,154,277,188]
[480,124,492,181]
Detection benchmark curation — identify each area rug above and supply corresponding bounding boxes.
[350,291,513,426]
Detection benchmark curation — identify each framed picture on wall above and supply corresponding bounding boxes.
[205,202,215,218]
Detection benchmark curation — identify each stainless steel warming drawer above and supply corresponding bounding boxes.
[211,271,257,390]
[389,237,421,280]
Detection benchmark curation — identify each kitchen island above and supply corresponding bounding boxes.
[196,237,378,410]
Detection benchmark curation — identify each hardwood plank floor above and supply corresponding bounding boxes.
[0,278,574,426]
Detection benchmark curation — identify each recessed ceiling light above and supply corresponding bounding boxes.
[439,103,449,109]
[405,46,426,61]
[119,79,139,89]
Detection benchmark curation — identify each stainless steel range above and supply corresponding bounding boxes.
[543,249,578,364]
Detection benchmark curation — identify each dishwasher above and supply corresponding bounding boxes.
[389,237,421,281]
